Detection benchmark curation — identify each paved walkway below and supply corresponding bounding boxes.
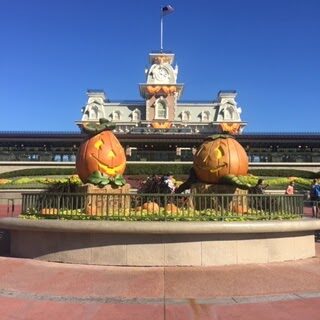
[0,242,320,319]
[1,204,320,319]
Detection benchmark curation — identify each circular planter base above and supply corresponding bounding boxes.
[1,218,319,266]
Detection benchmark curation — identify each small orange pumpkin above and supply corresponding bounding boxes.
[164,203,179,214]
[41,208,58,215]
[142,202,160,213]
[232,204,248,214]
[193,135,248,184]
[76,130,126,183]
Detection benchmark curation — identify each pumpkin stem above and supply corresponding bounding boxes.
[205,133,233,141]
[82,118,116,136]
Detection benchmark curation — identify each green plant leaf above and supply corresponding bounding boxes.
[87,171,104,185]
[99,178,110,186]
[114,174,126,186]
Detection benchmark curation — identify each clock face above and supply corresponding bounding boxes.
[154,66,170,82]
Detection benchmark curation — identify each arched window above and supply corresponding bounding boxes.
[132,109,141,121]
[224,107,233,120]
[89,106,99,119]
[113,110,121,121]
[82,111,89,121]
[155,99,167,119]
[201,111,210,122]
[182,111,190,122]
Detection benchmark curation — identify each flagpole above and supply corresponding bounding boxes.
[160,9,163,52]
[160,5,174,52]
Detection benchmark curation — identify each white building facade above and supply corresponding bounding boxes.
[78,51,246,135]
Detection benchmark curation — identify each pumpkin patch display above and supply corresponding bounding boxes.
[76,119,126,185]
[193,134,248,184]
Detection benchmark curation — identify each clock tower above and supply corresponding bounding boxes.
[139,52,183,128]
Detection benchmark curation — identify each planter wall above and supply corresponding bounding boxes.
[0,218,319,266]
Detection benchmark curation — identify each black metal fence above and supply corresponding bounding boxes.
[21,192,304,221]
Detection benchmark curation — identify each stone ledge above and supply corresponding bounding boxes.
[1,218,318,266]
[1,217,320,234]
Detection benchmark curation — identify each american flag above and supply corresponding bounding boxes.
[162,5,174,15]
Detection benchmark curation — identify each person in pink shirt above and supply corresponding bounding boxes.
[285,181,295,195]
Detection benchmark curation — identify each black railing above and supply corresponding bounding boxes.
[20,192,304,221]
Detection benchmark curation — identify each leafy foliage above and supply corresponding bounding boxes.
[1,166,320,180]
[20,207,301,222]
[45,175,82,193]
[249,169,319,179]
[87,171,126,188]
[0,168,76,178]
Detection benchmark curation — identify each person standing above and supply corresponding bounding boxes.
[250,178,269,211]
[162,172,175,193]
[310,179,320,217]
[252,178,269,194]
[285,181,295,195]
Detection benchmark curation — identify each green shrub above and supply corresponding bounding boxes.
[125,163,192,175]
[1,165,318,180]
[0,168,76,178]
[249,169,316,179]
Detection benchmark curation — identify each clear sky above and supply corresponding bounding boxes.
[1,0,319,133]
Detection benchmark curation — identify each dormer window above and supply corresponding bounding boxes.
[224,106,233,120]
[218,104,239,121]
[89,105,100,120]
[132,109,141,121]
[113,110,121,121]
[201,111,210,122]
[182,111,190,122]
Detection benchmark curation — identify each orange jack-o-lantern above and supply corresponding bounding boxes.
[193,135,248,184]
[76,130,126,183]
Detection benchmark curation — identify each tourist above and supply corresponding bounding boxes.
[252,178,269,194]
[310,179,320,217]
[250,178,269,211]
[285,181,295,195]
[164,172,176,193]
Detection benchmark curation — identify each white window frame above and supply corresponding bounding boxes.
[132,109,141,121]
[155,99,168,120]
[113,110,121,121]
[182,111,190,122]
[201,110,210,122]
[224,106,233,120]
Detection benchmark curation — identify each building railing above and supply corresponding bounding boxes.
[21,192,304,221]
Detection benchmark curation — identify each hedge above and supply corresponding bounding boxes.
[0,168,77,178]
[248,169,319,179]
[1,165,320,179]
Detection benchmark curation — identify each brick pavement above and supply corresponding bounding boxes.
[0,242,320,319]
[1,204,320,319]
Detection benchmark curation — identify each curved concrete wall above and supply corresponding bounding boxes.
[1,218,319,266]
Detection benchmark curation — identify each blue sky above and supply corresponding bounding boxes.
[1,0,319,133]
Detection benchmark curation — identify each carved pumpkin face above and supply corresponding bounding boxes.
[193,135,248,184]
[76,131,126,183]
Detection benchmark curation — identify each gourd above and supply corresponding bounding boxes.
[76,119,126,184]
[193,134,248,184]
